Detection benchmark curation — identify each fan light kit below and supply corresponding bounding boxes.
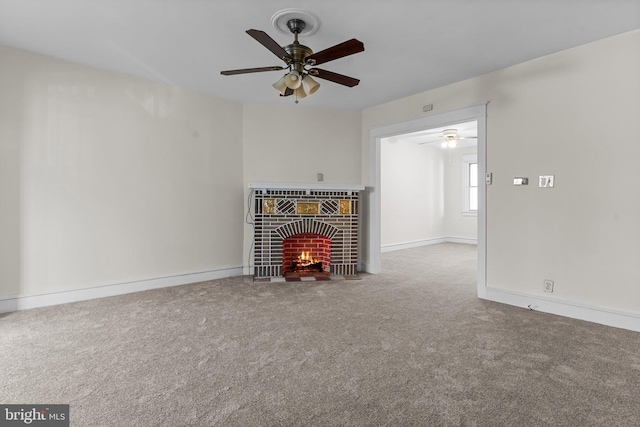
[440,129,460,148]
[419,129,478,148]
[220,9,364,104]
[417,128,478,161]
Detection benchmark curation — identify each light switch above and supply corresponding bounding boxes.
[539,175,554,188]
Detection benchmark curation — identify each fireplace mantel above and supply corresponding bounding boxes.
[249,182,365,192]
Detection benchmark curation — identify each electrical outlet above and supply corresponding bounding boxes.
[317,173,324,182]
[544,279,554,293]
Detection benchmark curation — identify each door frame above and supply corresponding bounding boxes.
[365,103,488,297]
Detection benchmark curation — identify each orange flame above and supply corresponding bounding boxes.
[297,251,316,266]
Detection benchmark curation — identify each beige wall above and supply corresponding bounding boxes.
[0,45,244,298]
[0,48,23,295]
[242,103,361,185]
[363,29,640,312]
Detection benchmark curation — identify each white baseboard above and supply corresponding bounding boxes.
[381,237,477,253]
[445,236,478,245]
[480,287,640,333]
[0,266,244,314]
[381,238,446,252]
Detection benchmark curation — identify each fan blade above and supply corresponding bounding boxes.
[311,68,360,87]
[246,29,292,62]
[306,39,364,66]
[279,88,294,97]
[221,66,285,75]
[459,136,478,139]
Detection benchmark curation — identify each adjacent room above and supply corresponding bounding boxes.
[381,120,479,252]
[1,1,639,426]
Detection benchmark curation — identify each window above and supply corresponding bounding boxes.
[462,154,478,215]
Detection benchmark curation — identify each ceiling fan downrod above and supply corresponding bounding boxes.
[283,19,313,75]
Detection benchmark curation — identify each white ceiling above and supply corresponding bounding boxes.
[1,0,638,110]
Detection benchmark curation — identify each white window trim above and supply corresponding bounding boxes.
[462,154,478,216]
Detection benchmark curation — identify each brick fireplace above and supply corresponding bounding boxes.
[250,183,364,279]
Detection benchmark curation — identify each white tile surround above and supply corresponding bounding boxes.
[250,183,364,278]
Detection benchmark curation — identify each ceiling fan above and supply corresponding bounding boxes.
[419,129,478,148]
[220,18,364,103]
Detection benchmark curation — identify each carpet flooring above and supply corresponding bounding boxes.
[1,243,639,426]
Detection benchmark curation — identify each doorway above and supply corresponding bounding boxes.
[366,103,487,296]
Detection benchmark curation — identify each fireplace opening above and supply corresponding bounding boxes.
[282,233,331,276]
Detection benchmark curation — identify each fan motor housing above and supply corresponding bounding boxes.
[284,43,313,71]
[284,43,313,61]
